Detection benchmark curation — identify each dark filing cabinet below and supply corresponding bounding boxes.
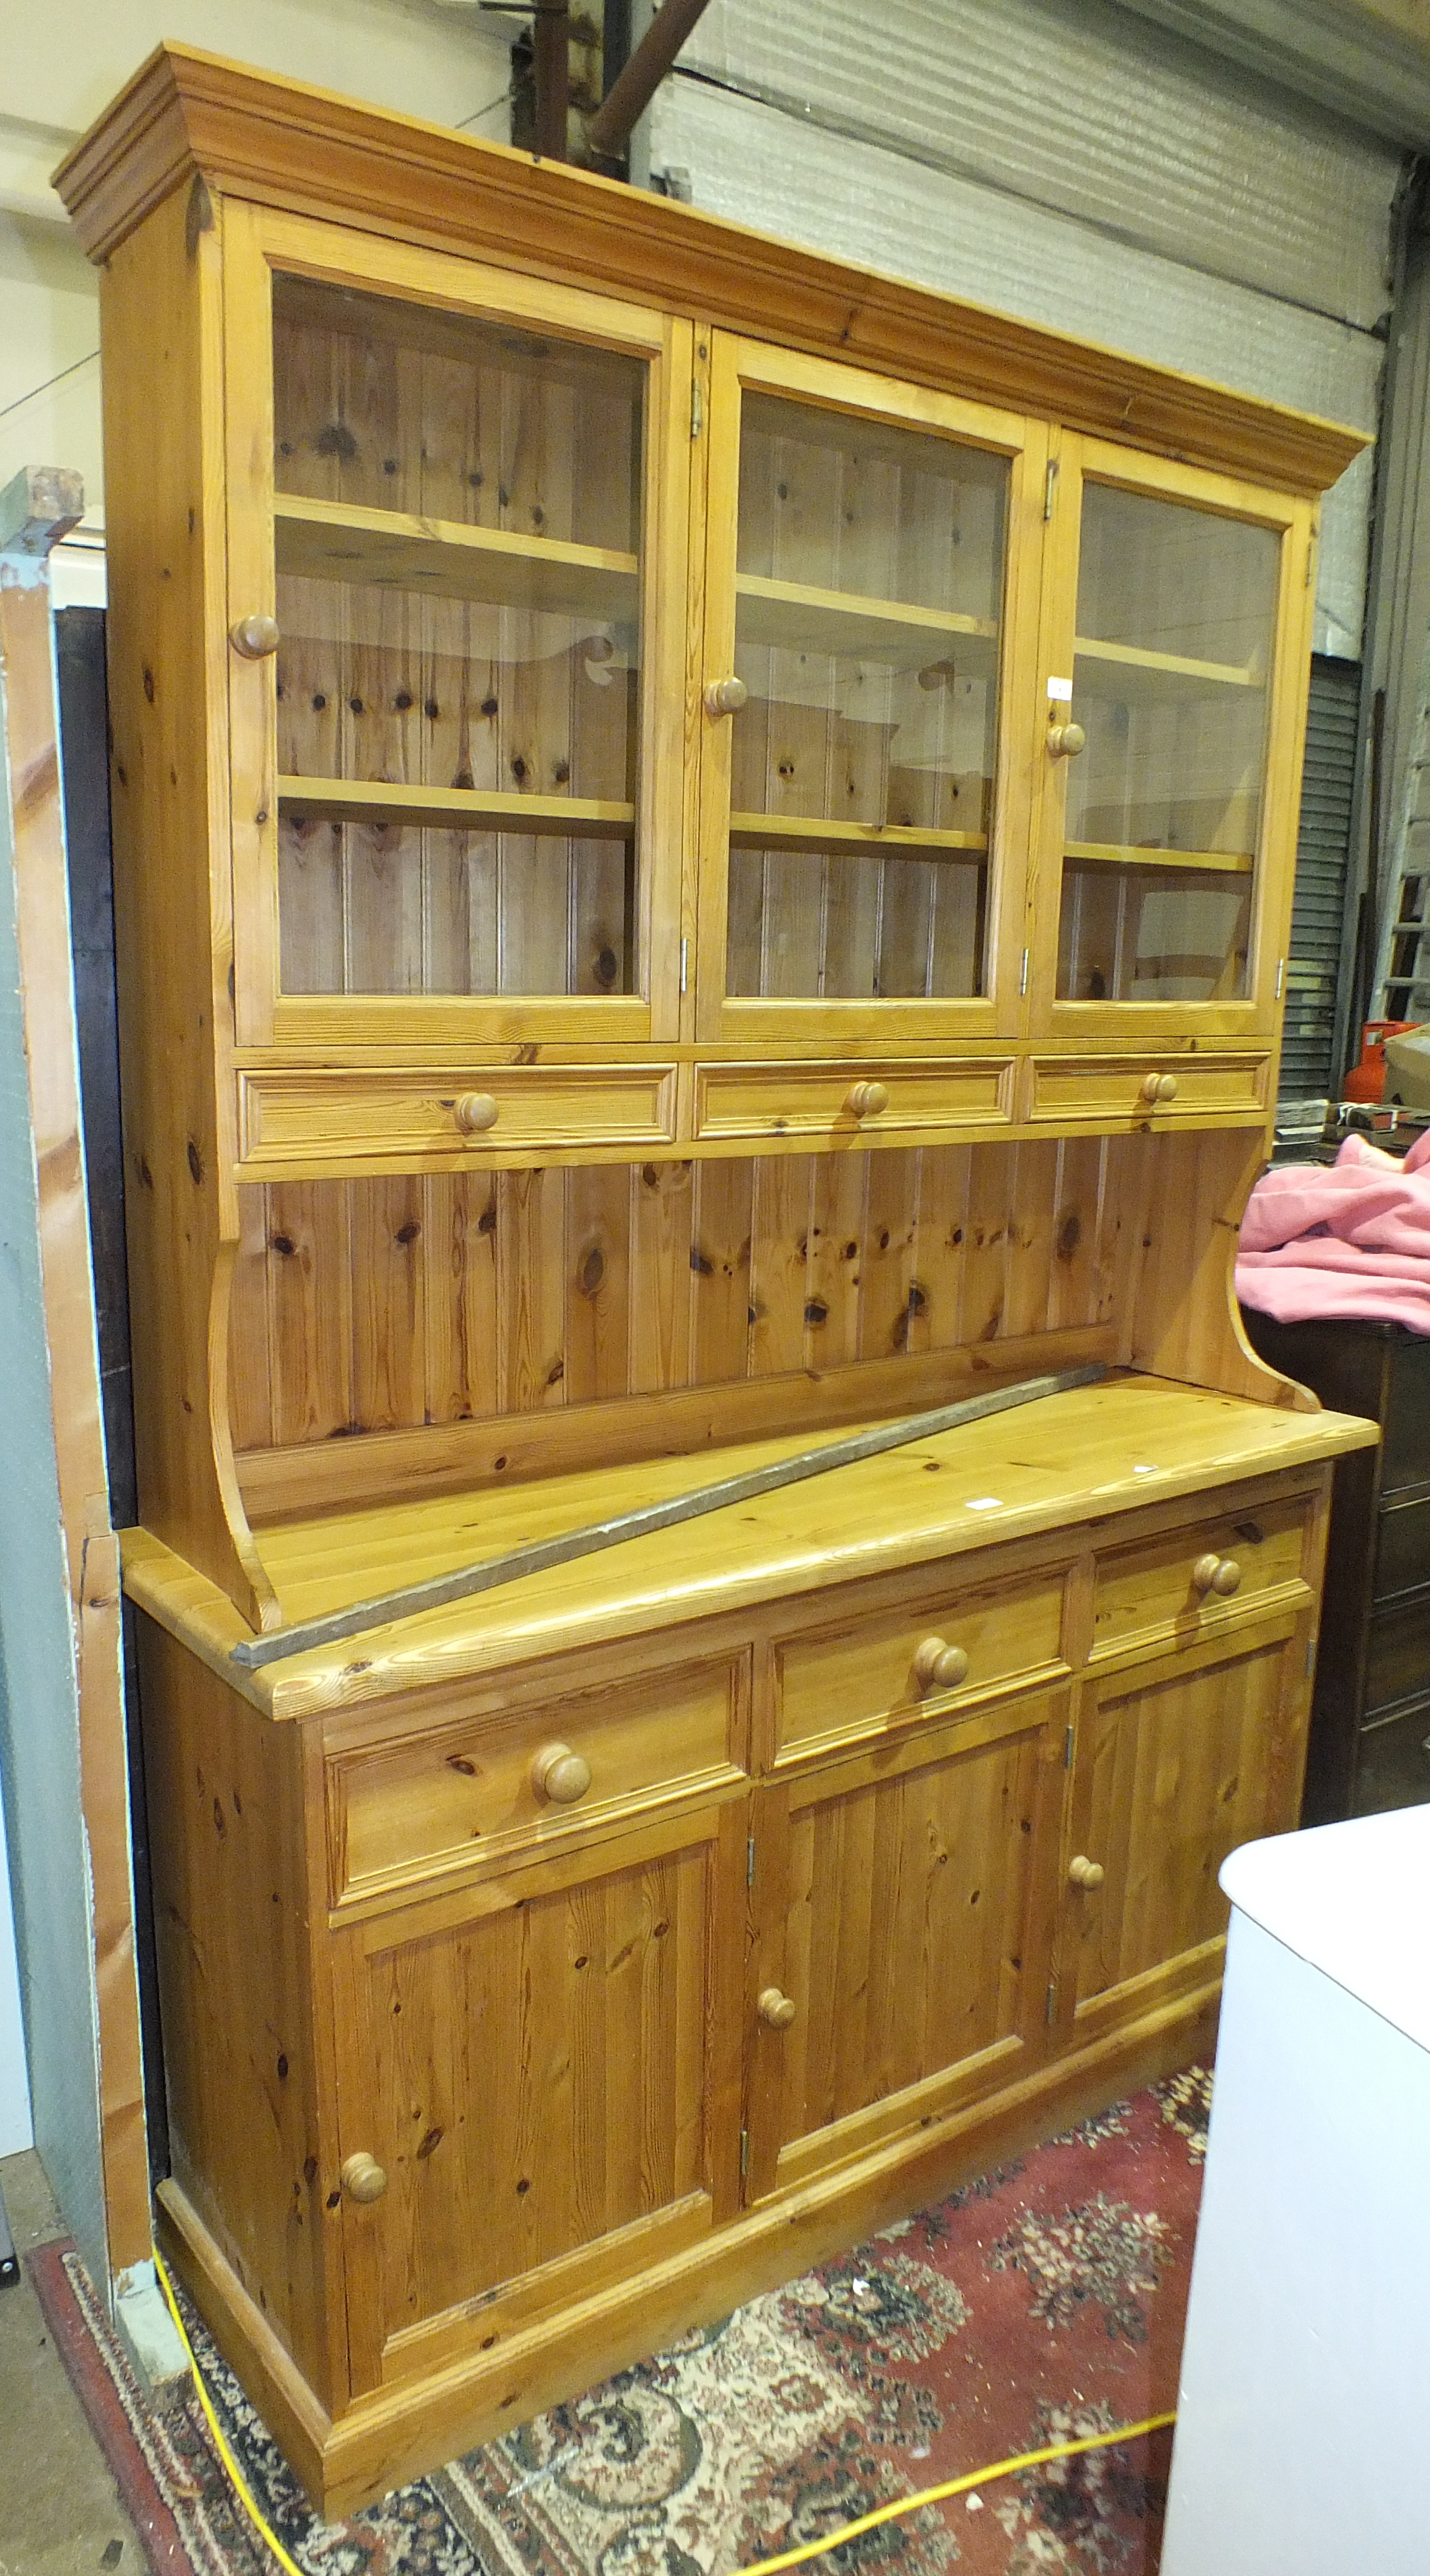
[1242,1312,1430,1820]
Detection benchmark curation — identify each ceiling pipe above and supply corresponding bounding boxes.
[531,0,571,158]
[585,0,716,160]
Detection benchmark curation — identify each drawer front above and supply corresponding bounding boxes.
[1374,1495,1430,1602]
[239,1064,679,1172]
[773,1567,1068,1758]
[695,1059,1015,1144]
[1354,1696,1430,1817]
[1381,1339,1430,1492]
[1363,1590,1430,1722]
[1026,1053,1268,1126]
[1091,1495,1311,1659]
[329,1657,744,1903]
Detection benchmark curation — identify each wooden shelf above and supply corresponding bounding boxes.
[731,811,988,858]
[278,775,635,838]
[274,493,639,621]
[1064,839,1255,877]
[735,571,996,667]
[122,1374,1378,1723]
[1073,635,1263,703]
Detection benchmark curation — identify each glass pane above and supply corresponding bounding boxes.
[270,276,643,998]
[1058,484,1279,1003]
[725,394,1007,1001]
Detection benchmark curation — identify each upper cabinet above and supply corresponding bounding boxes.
[1029,439,1313,1041]
[57,47,1358,1146]
[222,209,692,1053]
[692,337,1046,1046]
[221,221,1320,1079]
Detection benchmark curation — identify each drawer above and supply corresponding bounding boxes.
[328,1657,745,1904]
[1363,1590,1430,1722]
[238,1064,679,1173]
[1374,1494,1430,1601]
[1091,1495,1311,1659]
[695,1059,1015,1144]
[1381,1338,1430,1492]
[1354,1697,1430,1817]
[773,1566,1068,1758]
[1025,1053,1268,1126]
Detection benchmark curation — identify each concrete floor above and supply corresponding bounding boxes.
[0,2151,144,2576]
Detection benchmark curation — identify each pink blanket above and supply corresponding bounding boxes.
[1235,1128,1430,1331]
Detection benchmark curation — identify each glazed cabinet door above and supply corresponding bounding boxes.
[693,334,1047,1070]
[1031,435,1314,1049]
[330,1801,745,2396]
[1057,1612,1312,2047]
[222,204,691,1069]
[743,1690,1066,2201]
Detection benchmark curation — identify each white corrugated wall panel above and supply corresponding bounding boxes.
[678,0,1400,325]
[650,70,1383,654]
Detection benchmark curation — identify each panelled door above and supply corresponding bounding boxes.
[693,335,1048,1051]
[1057,1612,1312,2047]
[221,203,692,1056]
[1029,436,1315,1044]
[330,1800,746,2396]
[743,1690,1067,2202]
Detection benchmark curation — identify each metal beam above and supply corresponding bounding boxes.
[586,0,716,159]
[230,1362,1107,1668]
[531,0,571,159]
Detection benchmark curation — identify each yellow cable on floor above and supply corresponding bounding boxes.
[732,2411,1178,2575]
[153,2242,1175,2576]
[153,2247,308,2576]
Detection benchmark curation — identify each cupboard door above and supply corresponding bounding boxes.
[694,336,1047,1051]
[1060,1615,1311,2046]
[331,1801,745,2395]
[224,205,691,1059]
[1033,436,1313,1044]
[745,1692,1066,2201]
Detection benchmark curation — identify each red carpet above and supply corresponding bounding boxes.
[30,2068,1209,2576]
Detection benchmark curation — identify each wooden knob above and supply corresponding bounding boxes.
[1157,1073,1178,1102]
[912,1636,970,1693]
[848,1081,890,1119]
[1047,720,1086,759]
[340,2152,388,2205]
[704,676,748,718]
[229,613,280,659]
[530,1742,592,1805]
[1192,1554,1241,1597]
[758,1987,797,2028]
[1068,1855,1105,1891]
[454,1092,500,1135]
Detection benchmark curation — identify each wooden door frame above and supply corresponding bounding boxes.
[222,203,693,1059]
[692,331,1048,1051]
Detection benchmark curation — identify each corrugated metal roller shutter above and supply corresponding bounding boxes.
[1283,656,1362,1102]
[650,0,1398,656]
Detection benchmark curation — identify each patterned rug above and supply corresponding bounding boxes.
[30,2070,1211,2576]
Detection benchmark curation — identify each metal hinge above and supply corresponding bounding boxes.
[1044,460,1058,521]
[1064,1723,1075,1770]
[1306,1633,1317,1678]
[680,935,689,995]
[747,1836,756,1887]
[1020,947,1030,997]
[1306,524,1317,583]
[691,379,703,440]
[1045,1978,1058,2025]
[739,2127,749,2175]
[1275,957,1285,1001]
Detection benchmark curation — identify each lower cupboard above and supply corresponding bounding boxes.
[139,1455,1337,2515]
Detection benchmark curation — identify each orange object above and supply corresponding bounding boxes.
[1343,1021,1419,1103]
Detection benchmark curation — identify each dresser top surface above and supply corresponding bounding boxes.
[123,1371,1378,1721]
